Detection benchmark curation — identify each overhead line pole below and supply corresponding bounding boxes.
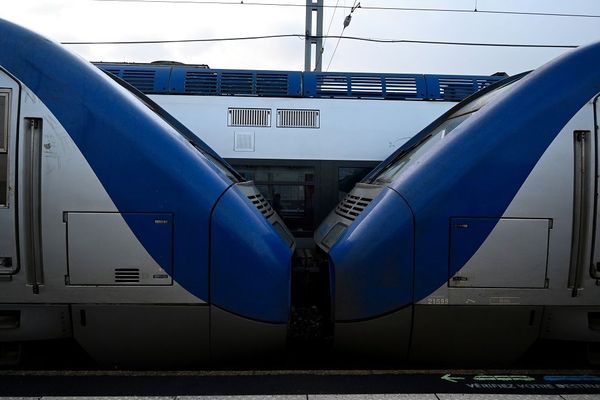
[305,0,324,71]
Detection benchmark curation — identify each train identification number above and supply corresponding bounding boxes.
[426,297,449,305]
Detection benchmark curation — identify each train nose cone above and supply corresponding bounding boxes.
[329,187,414,321]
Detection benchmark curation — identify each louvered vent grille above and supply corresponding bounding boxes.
[256,73,289,96]
[114,268,140,283]
[185,71,218,94]
[314,74,420,99]
[476,78,496,90]
[335,194,373,221]
[222,72,254,95]
[122,69,156,92]
[384,76,418,98]
[350,75,383,97]
[438,78,478,101]
[228,108,271,127]
[316,75,349,96]
[248,193,275,218]
[103,68,121,76]
[277,109,320,128]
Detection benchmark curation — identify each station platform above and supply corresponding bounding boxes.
[1,370,599,399]
[0,396,597,400]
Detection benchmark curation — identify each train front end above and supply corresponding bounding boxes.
[316,40,600,364]
[0,18,294,366]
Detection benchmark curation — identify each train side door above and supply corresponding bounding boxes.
[0,73,20,279]
[589,95,600,287]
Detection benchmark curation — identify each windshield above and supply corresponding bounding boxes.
[373,113,471,184]
[104,71,242,183]
[369,77,518,185]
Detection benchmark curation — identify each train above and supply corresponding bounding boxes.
[0,18,294,366]
[1,18,600,367]
[94,62,504,243]
[315,40,600,363]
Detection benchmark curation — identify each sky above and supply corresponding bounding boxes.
[3,0,600,75]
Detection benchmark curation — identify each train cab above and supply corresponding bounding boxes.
[0,18,294,367]
[316,41,600,364]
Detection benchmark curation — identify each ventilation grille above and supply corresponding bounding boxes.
[114,268,140,283]
[256,73,290,96]
[335,194,373,221]
[121,69,156,92]
[438,78,479,101]
[313,74,420,99]
[248,193,275,218]
[103,68,121,76]
[228,108,271,127]
[316,75,349,96]
[185,71,218,94]
[183,71,291,96]
[277,109,320,128]
[222,72,254,95]
[234,131,255,152]
[384,76,419,99]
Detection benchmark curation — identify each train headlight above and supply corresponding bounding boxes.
[272,220,295,248]
[321,222,348,250]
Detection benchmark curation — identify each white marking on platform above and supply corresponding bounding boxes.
[309,395,437,399]
[179,397,305,400]
[438,395,565,399]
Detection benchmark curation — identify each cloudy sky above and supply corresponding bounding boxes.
[4,0,600,75]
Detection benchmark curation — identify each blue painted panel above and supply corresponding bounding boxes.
[329,187,413,321]
[123,213,173,275]
[448,217,498,277]
[210,186,292,323]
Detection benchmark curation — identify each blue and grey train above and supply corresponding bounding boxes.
[315,39,600,363]
[2,16,600,367]
[0,19,295,366]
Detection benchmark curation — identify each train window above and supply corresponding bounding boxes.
[370,77,520,185]
[373,113,470,184]
[236,166,315,237]
[0,92,8,207]
[338,167,372,201]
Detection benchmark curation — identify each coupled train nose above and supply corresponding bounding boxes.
[316,185,415,322]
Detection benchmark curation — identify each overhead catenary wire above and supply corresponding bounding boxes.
[92,0,600,18]
[322,0,343,55]
[61,34,579,49]
[325,0,360,71]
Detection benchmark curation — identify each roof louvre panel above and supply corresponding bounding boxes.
[95,63,505,101]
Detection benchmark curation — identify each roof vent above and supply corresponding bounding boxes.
[185,71,218,95]
[277,109,320,128]
[247,193,275,218]
[256,73,289,96]
[114,268,140,284]
[383,76,419,99]
[222,72,254,95]
[122,69,156,92]
[335,194,373,221]
[228,108,271,127]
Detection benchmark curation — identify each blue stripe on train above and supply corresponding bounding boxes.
[0,19,290,322]
[331,41,600,321]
